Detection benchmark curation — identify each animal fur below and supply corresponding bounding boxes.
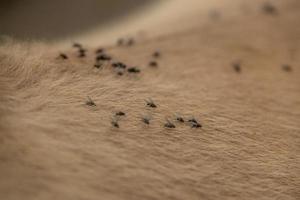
[0,0,300,199]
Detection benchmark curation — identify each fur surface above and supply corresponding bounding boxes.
[0,0,299,199]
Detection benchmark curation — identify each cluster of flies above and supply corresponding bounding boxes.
[60,2,294,131]
[59,37,160,76]
[59,38,186,129]
[59,2,292,74]
[86,96,202,129]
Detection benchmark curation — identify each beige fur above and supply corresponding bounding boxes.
[0,0,299,199]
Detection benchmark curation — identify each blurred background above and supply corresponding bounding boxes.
[0,0,157,41]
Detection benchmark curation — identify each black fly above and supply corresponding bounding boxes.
[117,71,124,76]
[72,43,87,57]
[175,114,184,122]
[164,119,176,128]
[95,48,104,54]
[112,62,127,69]
[282,64,292,72]
[115,111,126,116]
[78,48,87,57]
[96,54,111,61]
[232,61,241,73]
[117,38,135,46]
[149,61,158,67]
[141,115,151,125]
[152,51,160,58]
[145,98,157,108]
[191,122,202,128]
[111,117,119,128]
[94,63,102,69]
[86,96,96,106]
[187,117,202,128]
[59,53,68,59]
[128,67,140,73]
[187,118,197,124]
[262,2,278,15]
[127,38,135,46]
[117,38,124,46]
[73,43,82,49]
[112,62,126,75]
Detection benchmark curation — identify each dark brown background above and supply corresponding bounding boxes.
[0,0,155,40]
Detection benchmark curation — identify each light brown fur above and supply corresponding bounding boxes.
[0,0,300,199]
